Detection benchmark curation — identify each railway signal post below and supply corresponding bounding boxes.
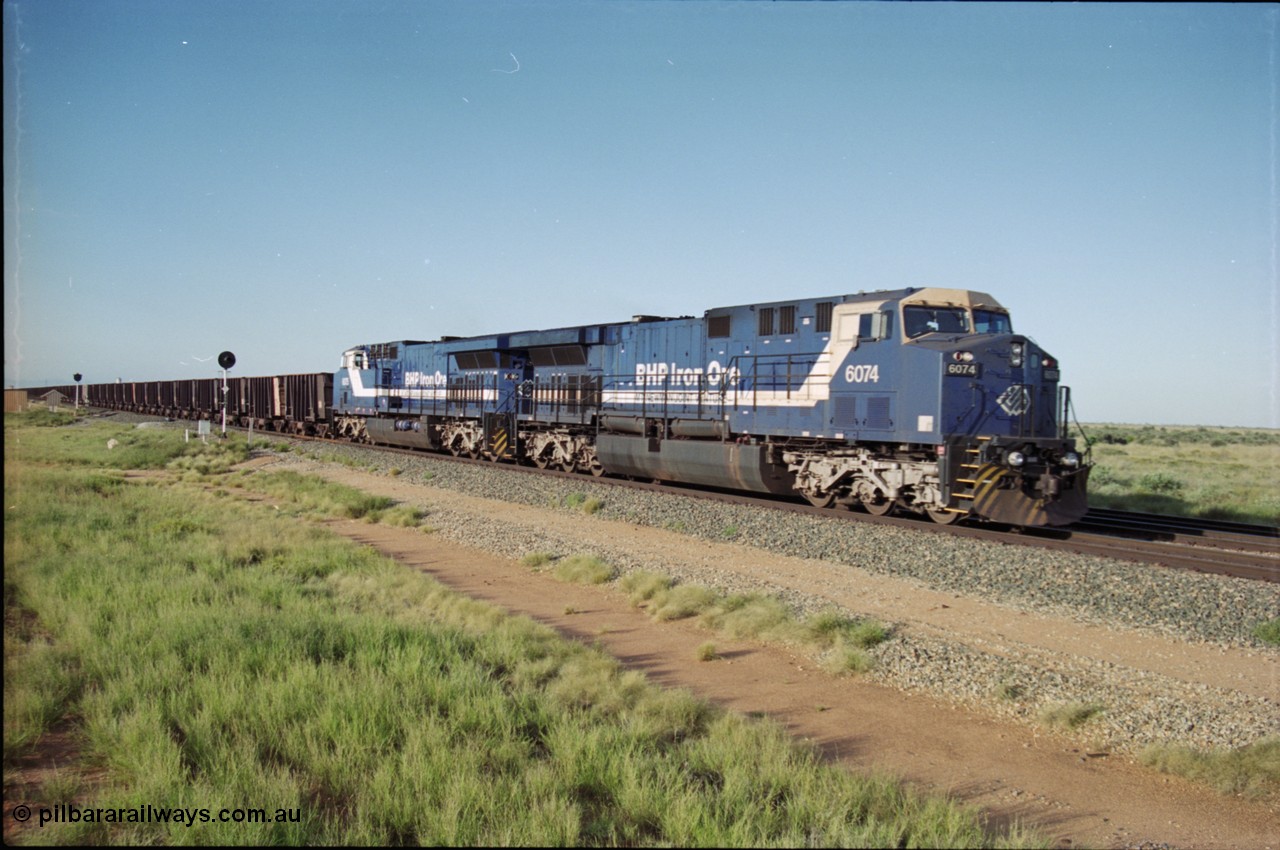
[217,351,236,436]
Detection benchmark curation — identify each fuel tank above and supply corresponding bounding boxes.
[597,434,794,495]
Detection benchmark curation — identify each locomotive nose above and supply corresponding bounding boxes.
[969,464,1091,527]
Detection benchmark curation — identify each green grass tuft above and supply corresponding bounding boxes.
[823,645,875,675]
[520,551,555,569]
[1037,701,1105,731]
[804,610,889,649]
[1140,738,1280,798]
[552,554,614,585]
[1252,617,1280,646]
[995,680,1025,701]
[653,585,719,621]
[620,570,673,606]
[6,408,80,427]
[620,572,888,672]
[563,492,603,515]
[232,469,395,519]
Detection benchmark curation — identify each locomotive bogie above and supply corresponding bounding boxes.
[784,446,947,519]
[439,419,485,458]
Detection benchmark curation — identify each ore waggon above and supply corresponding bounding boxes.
[68,287,1088,526]
[77,373,333,435]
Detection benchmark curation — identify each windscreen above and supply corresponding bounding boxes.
[973,310,1013,334]
[903,306,970,338]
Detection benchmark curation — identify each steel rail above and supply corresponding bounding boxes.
[86,408,1278,584]
[279,430,1280,584]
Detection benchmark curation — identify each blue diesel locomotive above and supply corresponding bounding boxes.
[333,287,1090,526]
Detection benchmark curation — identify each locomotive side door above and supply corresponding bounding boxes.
[484,354,529,460]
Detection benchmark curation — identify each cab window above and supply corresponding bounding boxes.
[973,310,1013,334]
[903,306,969,338]
[858,312,891,340]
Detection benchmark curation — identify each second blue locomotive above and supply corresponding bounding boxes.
[333,287,1089,526]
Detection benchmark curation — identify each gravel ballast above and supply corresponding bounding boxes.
[242,436,1280,755]
[103,414,1278,756]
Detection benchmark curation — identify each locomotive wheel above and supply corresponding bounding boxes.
[588,458,606,477]
[926,508,962,525]
[862,497,893,517]
[448,443,464,457]
[532,453,551,469]
[804,491,836,509]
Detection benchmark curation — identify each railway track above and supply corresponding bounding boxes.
[1061,508,1279,582]
[276,430,1279,584]
[88,410,1280,584]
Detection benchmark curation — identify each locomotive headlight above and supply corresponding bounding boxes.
[1062,452,1080,468]
[1010,342,1024,367]
[1006,451,1026,468]
[952,351,975,362]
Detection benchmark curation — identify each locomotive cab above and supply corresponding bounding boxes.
[794,288,1089,525]
[892,289,1090,525]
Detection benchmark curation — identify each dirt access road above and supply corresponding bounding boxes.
[283,460,1279,849]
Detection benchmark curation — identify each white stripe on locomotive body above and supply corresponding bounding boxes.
[341,300,883,413]
[345,372,840,411]
[604,299,870,411]
[613,301,872,409]
[343,367,497,402]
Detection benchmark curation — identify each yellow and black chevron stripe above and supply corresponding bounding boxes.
[969,462,1049,526]
[489,426,513,459]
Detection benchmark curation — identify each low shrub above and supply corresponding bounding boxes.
[652,585,718,622]
[563,492,603,515]
[520,551,554,569]
[1038,701,1104,731]
[1140,738,1279,798]
[1135,471,1183,494]
[620,570,672,606]
[552,554,614,585]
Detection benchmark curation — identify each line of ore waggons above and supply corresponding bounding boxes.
[51,288,1091,527]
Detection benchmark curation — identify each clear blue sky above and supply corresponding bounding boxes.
[5,1,1277,427]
